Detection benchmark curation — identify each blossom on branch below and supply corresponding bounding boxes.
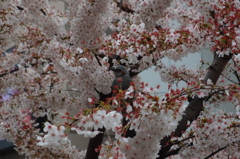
[0,0,239,158]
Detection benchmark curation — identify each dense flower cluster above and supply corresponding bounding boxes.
[71,110,122,137]
[0,0,239,158]
[37,122,68,147]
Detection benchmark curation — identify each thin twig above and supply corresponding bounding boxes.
[0,67,19,78]
[17,6,47,15]
[113,0,135,14]
[221,71,238,84]
[232,59,240,84]
[165,143,190,158]
[204,146,228,159]
[162,135,195,148]
[39,9,46,15]
[93,52,102,67]
[17,6,24,10]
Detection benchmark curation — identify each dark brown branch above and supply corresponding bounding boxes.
[157,53,233,159]
[17,6,46,15]
[40,71,58,75]
[93,52,102,67]
[39,9,46,16]
[165,135,195,148]
[157,96,204,159]
[204,146,227,159]
[0,67,19,78]
[85,128,105,159]
[0,66,58,78]
[161,135,195,158]
[204,54,232,83]
[114,0,135,14]
[164,143,190,158]
[17,6,24,10]
[164,148,180,158]
[232,59,240,84]
[232,69,240,84]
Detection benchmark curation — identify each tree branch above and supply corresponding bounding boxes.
[232,59,240,84]
[113,0,135,14]
[85,128,105,159]
[162,135,195,158]
[163,135,195,148]
[93,52,102,67]
[17,6,46,15]
[85,104,111,158]
[157,53,233,159]
[17,6,24,10]
[204,146,227,159]
[164,143,190,158]
[0,67,19,78]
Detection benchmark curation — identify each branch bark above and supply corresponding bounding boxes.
[85,128,105,159]
[157,53,233,159]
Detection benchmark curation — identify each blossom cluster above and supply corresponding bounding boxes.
[71,110,122,138]
[37,122,68,147]
[0,0,239,158]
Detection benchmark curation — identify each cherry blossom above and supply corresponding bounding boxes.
[0,0,239,158]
